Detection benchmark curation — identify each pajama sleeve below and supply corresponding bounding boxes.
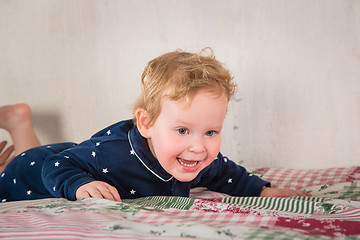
[41,140,98,200]
[194,153,270,197]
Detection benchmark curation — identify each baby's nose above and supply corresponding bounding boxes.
[188,138,205,153]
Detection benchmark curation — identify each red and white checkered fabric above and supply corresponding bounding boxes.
[257,166,360,189]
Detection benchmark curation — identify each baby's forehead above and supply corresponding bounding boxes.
[161,89,228,109]
[157,89,228,129]
[163,85,227,103]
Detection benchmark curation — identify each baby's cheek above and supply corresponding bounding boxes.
[209,145,221,161]
[204,155,217,168]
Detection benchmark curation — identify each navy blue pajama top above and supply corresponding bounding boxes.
[0,120,270,202]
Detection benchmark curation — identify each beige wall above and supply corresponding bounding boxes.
[1,0,359,169]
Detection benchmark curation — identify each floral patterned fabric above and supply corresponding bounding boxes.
[1,166,359,239]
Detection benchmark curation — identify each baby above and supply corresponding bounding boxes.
[0,49,310,202]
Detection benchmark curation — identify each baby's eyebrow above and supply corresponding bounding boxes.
[173,120,190,126]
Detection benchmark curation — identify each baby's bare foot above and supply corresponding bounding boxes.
[0,103,40,155]
[0,141,15,173]
[0,103,33,132]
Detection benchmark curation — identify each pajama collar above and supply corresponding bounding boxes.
[128,126,174,182]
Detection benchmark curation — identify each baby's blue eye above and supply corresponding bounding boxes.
[177,128,188,135]
[206,131,216,136]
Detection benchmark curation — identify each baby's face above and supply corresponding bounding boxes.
[146,89,228,182]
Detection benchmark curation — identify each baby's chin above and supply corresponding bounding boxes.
[172,170,203,182]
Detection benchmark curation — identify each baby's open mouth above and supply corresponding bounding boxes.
[176,158,199,167]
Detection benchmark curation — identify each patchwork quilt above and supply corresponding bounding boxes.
[1,166,359,239]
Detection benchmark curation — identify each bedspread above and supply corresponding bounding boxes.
[1,166,359,239]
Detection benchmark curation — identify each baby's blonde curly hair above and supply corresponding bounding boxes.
[133,48,237,127]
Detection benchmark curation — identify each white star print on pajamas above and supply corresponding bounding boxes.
[0,119,270,203]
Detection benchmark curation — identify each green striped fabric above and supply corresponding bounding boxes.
[222,196,335,214]
[125,196,195,210]
[125,195,349,215]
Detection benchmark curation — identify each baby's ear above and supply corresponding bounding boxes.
[135,108,151,138]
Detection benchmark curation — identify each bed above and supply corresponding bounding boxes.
[1,166,359,239]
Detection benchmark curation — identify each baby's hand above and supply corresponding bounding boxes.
[260,187,312,197]
[76,181,122,202]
